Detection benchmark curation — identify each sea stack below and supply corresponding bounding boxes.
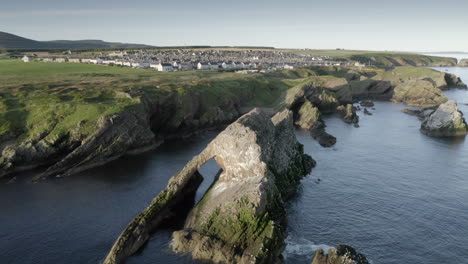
[172,109,315,263]
[104,109,314,264]
[421,100,468,137]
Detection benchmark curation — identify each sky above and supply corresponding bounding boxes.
[2,0,468,52]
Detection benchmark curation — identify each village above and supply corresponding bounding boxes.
[20,48,363,72]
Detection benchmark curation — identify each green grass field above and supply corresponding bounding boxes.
[0,59,295,142]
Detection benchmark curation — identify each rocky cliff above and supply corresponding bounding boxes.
[1,65,465,179]
[103,109,314,264]
[0,86,244,180]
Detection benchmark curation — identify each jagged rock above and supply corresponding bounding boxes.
[172,109,314,263]
[336,104,359,124]
[294,100,337,147]
[363,108,372,115]
[285,76,351,114]
[444,73,467,89]
[312,131,337,147]
[311,244,369,264]
[350,79,393,101]
[35,111,159,180]
[103,170,203,264]
[104,109,314,264]
[359,100,374,107]
[458,59,468,67]
[295,100,322,130]
[402,108,436,120]
[421,100,468,137]
[392,79,448,107]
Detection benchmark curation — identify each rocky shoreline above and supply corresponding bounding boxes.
[1,65,467,263]
[1,66,466,180]
[104,109,314,264]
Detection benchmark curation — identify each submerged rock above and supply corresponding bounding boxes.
[363,108,372,115]
[104,109,314,264]
[421,100,468,137]
[311,244,369,264]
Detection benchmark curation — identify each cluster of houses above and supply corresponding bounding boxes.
[21,49,362,71]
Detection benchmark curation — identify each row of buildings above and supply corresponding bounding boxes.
[21,49,360,71]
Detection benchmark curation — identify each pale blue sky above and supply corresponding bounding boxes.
[2,0,467,51]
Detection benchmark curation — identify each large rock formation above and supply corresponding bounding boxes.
[103,109,314,264]
[311,244,369,264]
[420,100,468,137]
[285,76,352,114]
[458,59,468,67]
[336,104,359,124]
[392,79,448,108]
[294,100,336,147]
[443,73,467,89]
[172,109,314,263]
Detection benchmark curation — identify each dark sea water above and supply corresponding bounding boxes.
[1,67,468,264]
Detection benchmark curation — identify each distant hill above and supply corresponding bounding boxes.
[0,31,154,50]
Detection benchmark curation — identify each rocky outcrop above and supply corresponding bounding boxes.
[311,244,369,264]
[285,76,351,114]
[350,79,393,101]
[336,104,359,124]
[172,109,314,263]
[103,169,204,264]
[420,100,468,137]
[443,73,467,89]
[392,79,448,108]
[104,109,314,264]
[458,59,468,67]
[294,100,336,147]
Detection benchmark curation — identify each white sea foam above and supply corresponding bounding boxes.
[284,235,334,258]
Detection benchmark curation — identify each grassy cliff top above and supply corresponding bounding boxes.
[284,49,457,67]
[0,60,291,142]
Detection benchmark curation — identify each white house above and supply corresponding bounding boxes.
[22,56,30,63]
[153,62,173,72]
[197,62,210,70]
